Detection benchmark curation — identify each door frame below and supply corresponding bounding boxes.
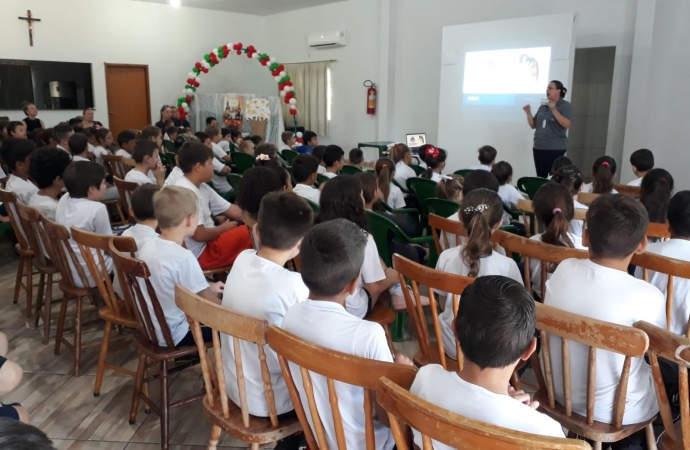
[104,63,152,128]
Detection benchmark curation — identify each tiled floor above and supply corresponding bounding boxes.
[0,236,421,449]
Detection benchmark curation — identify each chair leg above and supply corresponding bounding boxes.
[54,292,69,355]
[160,359,169,450]
[34,273,45,322]
[250,444,260,450]
[13,255,25,304]
[208,425,221,450]
[384,325,395,358]
[42,274,54,345]
[73,295,83,376]
[94,320,112,396]
[645,423,657,450]
[129,352,146,424]
[24,257,33,318]
[593,441,602,450]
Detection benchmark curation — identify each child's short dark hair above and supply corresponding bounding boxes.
[586,195,648,259]
[462,169,499,195]
[630,149,654,172]
[477,145,497,165]
[668,191,690,238]
[311,145,326,163]
[117,130,137,147]
[174,133,198,151]
[68,118,82,127]
[355,171,378,204]
[0,138,35,171]
[29,147,72,189]
[63,161,105,198]
[220,127,232,138]
[177,141,213,173]
[230,130,242,141]
[205,117,217,125]
[132,139,159,163]
[236,166,285,220]
[205,125,221,137]
[41,128,53,147]
[194,131,210,143]
[299,219,368,297]
[302,131,317,145]
[550,155,572,176]
[281,131,294,145]
[166,126,178,137]
[490,161,512,185]
[8,121,24,136]
[552,165,584,196]
[455,276,535,370]
[292,154,319,183]
[130,184,160,222]
[323,145,344,168]
[53,124,73,142]
[257,192,313,250]
[141,126,161,141]
[68,133,88,156]
[349,148,364,165]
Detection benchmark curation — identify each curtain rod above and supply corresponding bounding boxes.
[284,60,337,64]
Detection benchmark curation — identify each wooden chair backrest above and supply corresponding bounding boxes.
[15,202,50,269]
[376,377,591,450]
[492,230,588,296]
[576,192,601,205]
[392,253,473,370]
[533,302,649,428]
[108,240,176,348]
[266,325,417,450]
[122,157,136,169]
[112,176,138,221]
[71,228,136,318]
[614,184,641,197]
[175,285,280,428]
[645,221,671,240]
[428,213,466,255]
[517,198,587,221]
[41,217,89,289]
[103,154,126,179]
[0,188,28,249]
[631,251,690,333]
[634,321,690,448]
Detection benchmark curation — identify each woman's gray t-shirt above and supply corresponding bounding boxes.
[533,99,572,150]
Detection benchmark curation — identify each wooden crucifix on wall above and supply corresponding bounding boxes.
[18,10,41,47]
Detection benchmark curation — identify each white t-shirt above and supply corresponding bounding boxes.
[635,239,690,335]
[430,172,442,182]
[528,232,586,299]
[6,175,38,205]
[218,141,231,153]
[28,194,58,221]
[581,183,618,194]
[136,237,209,346]
[93,146,109,157]
[346,233,386,319]
[569,199,588,237]
[115,149,131,158]
[498,184,523,209]
[124,169,156,185]
[281,300,395,450]
[0,167,5,178]
[387,183,406,209]
[394,161,416,186]
[410,365,565,450]
[174,176,231,258]
[164,166,183,186]
[57,145,72,158]
[322,171,337,179]
[627,177,643,187]
[211,156,232,194]
[71,155,90,162]
[469,164,492,171]
[211,142,228,160]
[317,165,327,175]
[544,258,665,425]
[435,246,522,359]
[113,224,159,299]
[293,184,320,204]
[221,250,309,417]
[55,194,113,288]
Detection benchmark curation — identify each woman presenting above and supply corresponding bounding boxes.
[523,80,572,178]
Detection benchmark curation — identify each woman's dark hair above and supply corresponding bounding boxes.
[420,146,447,179]
[316,175,368,230]
[552,165,584,196]
[591,156,617,194]
[375,157,395,204]
[236,166,285,220]
[550,80,567,99]
[459,188,503,277]
[533,183,574,250]
[490,161,512,185]
[640,168,674,224]
[390,143,411,164]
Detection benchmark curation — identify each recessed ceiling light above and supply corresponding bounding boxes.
[170,0,181,7]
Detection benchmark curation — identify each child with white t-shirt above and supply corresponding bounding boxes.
[1,138,38,205]
[123,140,165,186]
[28,147,72,221]
[529,183,586,299]
[68,133,93,162]
[390,143,417,187]
[115,130,136,159]
[581,156,618,194]
[291,154,321,205]
[628,148,654,187]
[410,276,564,450]
[206,126,231,162]
[375,157,406,209]
[544,195,665,441]
[134,186,223,348]
[491,161,524,210]
[552,164,588,237]
[468,145,497,171]
[279,130,296,152]
[420,146,447,182]
[195,131,232,196]
[281,218,413,450]
[221,192,313,447]
[435,175,463,203]
[53,124,74,156]
[436,188,522,359]
[121,184,160,253]
[322,145,344,179]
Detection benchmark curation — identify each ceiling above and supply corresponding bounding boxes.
[132,0,347,16]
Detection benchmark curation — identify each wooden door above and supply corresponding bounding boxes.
[104,64,151,137]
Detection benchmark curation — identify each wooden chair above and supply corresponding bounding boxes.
[614,184,641,197]
[530,302,656,450]
[103,154,126,179]
[266,325,418,450]
[392,253,473,372]
[376,377,591,450]
[515,198,588,237]
[577,192,601,205]
[646,222,671,240]
[0,188,35,317]
[14,203,61,344]
[122,157,136,170]
[174,285,302,450]
[70,228,140,396]
[634,321,690,450]
[113,176,138,224]
[428,213,466,255]
[108,241,208,450]
[42,218,101,375]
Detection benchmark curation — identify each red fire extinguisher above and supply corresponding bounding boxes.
[364,80,377,115]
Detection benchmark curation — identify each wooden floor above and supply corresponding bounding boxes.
[0,235,421,449]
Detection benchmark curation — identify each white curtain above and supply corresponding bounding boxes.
[282,61,329,136]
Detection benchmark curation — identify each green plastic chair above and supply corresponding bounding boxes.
[453,169,474,177]
[406,177,438,218]
[517,177,552,200]
[231,152,255,174]
[281,149,298,165]
[162,140,175,154]
[341,165,363,175]
[410,165,425,176]
[423,198,460,218]
[316,174,330,186]
[503,202,521,222]
[305,199,320,215]
[226,173,243,194]
[392,178,410,194]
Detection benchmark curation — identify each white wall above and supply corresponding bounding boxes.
[0,0,274,128]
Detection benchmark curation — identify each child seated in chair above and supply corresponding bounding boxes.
[1,138,38,205]
[281,218,412,450]
[410,276,564,450]
[291,154,321,205]
[544,195,664,438]
[124,140,165,186]
[28,147,72,221]
[348,148,364,169]
[469,145,496,171]
[195,131,232,196]
[115,130,137,159]
[121,184,160,253]
[279,131,296,152]
[322,145,344,179]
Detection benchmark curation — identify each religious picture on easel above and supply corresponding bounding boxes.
[245,98,270,139]
[222,94,244,129]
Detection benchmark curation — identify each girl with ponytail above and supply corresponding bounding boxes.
[375,158,406,209]
[583,156,618,194]
[436,188,523,360]
[420,146,447,182]
[530,183,586,299]
[640,168,674,224]
[552,164,587,236]
[390,143,417,185]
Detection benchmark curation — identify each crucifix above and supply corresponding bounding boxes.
[18,10,41,47]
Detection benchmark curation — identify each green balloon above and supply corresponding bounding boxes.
[269,62,279,71]
[204,54,211,62]
[177,99,184,106]
[279,75,291,84]
[192,67,200,74]
[210,62,216,67]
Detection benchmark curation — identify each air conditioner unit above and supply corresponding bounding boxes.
[308,30,347,49]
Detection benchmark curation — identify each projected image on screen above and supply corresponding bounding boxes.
[462,47,551,105]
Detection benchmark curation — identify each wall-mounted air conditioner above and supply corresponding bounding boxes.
[308,30,348,49]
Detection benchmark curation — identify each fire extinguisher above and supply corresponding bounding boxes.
[364,80,376,115]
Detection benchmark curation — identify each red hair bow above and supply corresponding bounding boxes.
[426,146,440,159]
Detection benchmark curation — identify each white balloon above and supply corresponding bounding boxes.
[203,62,211,69]
[188,72,195,79]
[251,52,259,59]
[181,102,188,108]
[296,132,303,138]
[285,86,293,92]
[274,76,281,81]
[268,58,274,64]
[279,71,286,77]
[227,43,233,49]
[289,98,297,105]
[280,91,287,98]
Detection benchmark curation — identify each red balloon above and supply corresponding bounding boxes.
[284,97,291,104]
[178,107,185,114]
[236,50,242,55]
[222,47,229,57]
[278,83,285,91]
[289,110,298,116]
[285,80,293,87]
[271,69,280,76]
[236,42,243,49]
[185,96,192,103]
[195,62,202,69]
[192,80,200,87]
[201,67,209,73]
[260,59,268,66]
[278,64,285,72]
[285,92,295,100]
[246,51,254,58]
[186,77,195,84]
[247,45,256,52]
